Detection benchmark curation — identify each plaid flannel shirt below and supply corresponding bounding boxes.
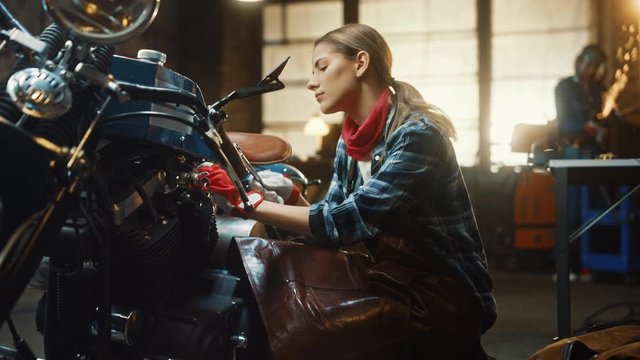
[307,109,497,331]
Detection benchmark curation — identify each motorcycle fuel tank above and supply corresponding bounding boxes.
[101,51,218,160]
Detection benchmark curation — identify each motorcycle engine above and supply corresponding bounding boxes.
[97,147,254,359]
[102,145,218,306]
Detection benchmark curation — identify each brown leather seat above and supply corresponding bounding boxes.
[227,132,292,165]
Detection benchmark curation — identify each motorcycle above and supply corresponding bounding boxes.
[0,0,313,358]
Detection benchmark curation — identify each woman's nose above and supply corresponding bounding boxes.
[306,76,318,91]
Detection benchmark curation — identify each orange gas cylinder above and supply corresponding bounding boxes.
[513,171,556,250]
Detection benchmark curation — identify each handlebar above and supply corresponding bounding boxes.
[218,129,249,180]
[0,2,29,34]
[118,82,210,120]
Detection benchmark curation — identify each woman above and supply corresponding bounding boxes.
[203,24,496,359]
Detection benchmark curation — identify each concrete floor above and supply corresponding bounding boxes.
[2,270,640,359]
[484,271,640,359]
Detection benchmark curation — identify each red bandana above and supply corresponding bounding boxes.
[341,88,392,161]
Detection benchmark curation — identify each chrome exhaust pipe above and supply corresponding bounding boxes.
[91,305,141,346]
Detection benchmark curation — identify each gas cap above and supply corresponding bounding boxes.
[137,49,167,66]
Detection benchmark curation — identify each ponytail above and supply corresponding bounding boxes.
[389,80,457,140]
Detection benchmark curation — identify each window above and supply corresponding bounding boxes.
[262,1,343,160]
[491,0,595,165]
[261,0,596,166]
[360,0,478,166]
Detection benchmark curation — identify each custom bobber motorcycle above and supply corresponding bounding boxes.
[0,0,313,358]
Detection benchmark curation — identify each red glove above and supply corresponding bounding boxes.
[195,163,263,218]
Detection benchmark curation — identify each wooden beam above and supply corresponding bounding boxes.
[343,0,359,24]
[477,0,491,169]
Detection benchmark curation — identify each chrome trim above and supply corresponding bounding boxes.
[112,171,166,225]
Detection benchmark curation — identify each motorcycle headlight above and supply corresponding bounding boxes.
[42,0,160,45]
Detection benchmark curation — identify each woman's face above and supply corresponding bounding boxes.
[307,42,359,115]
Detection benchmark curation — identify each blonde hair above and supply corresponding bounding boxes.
[315,24,456,139]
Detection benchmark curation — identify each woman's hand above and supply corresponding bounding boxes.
[195,163,263,218]
[251,170,301,205]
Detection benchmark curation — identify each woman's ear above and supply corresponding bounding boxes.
[355,50,370,78]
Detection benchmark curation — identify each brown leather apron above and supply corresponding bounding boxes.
[234,234,483,359]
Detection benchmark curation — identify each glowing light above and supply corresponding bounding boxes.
[84,2,98,15]
[304,114,330,156]
[303,115,329,137]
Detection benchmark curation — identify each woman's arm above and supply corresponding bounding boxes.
[247,201,314,238]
